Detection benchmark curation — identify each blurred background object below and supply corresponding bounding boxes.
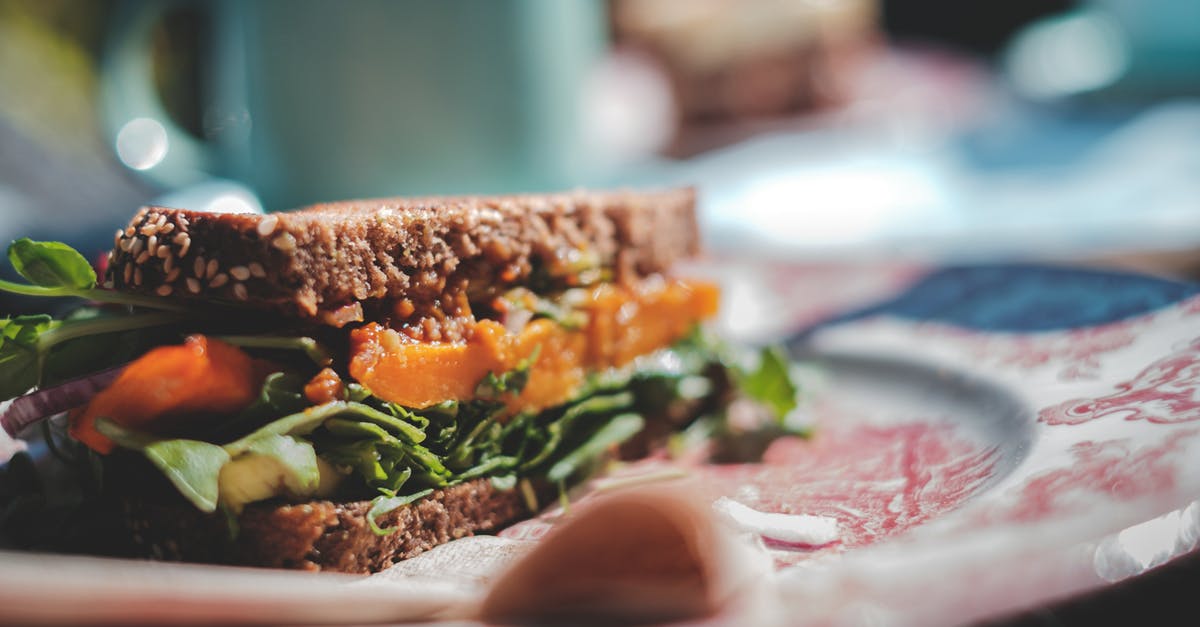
[610,0,879,157]
[98,0,606,207]
[1,0,1199,319]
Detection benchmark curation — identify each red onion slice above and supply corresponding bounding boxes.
[0,366,124,438]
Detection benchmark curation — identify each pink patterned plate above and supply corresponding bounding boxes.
[507,261,1200,626]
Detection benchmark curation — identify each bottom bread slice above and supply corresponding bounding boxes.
[124,479,539,573]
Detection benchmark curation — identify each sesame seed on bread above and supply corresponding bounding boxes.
[105,188,700,320]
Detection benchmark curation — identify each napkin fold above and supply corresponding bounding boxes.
[479,483,773,624]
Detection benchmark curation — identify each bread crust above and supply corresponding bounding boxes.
[125,479,542,574]
[105,188,699,319]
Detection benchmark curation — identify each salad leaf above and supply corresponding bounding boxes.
[344,383,374,403]
[40,309,176,387]
[239,372,308,420]
[0,239,184,311]
[215,335,333,367]
[367,489,434,536]
[489,474,518,491]
[556,391,633,432]
[456,455,518,481]
[0,316,56,399]
[474,346,540,400]
[513,391,634,472]
[144,440,230,513]
[223,401,426,457]
[546,413,644,484]
[320,439,389,484]
[735,346,799,419]
[0,311,184,402]
[95,418,229,513]
[323,417,392,441]
[342,402,428,445]
[7,238,96,290]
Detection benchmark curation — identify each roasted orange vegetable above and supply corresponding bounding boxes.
[70,336,263,454]
[349,278,720,414]
[304,367,346,405]
[349,320,510,410]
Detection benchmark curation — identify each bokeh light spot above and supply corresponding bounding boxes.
[115,117,169,170]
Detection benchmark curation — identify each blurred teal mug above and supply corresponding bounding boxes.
[100,0,606,210]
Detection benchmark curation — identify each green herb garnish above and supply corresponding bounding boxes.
[734,346,800,420]
[214,335,333,367]
[475,346,541,400]
[1,238,186,311]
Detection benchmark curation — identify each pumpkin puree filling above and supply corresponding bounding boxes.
[349,277,721,413]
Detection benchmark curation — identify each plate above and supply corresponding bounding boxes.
[725,262,1200,625]
[4,262,1200,626]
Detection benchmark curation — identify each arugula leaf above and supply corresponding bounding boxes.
[489,474,518,491]
[40,312,176,387]
[240,372,309,419]
[546,413,644,484]
[2,315,56,346]
[380,438,449,478]
[556,391,633,432]
[367,489,434,536]
[215,335,333,367]
[515,422,563,471]
[0,239,186,312]
[734,346,799,419]
[95,418,229,513]
[144,440,230,513]
[321,419,449,488]
[456,455,518,481]
[223,403,345,455]
[323,417,392,441]
[7,239,96,289]
[0,316,56,399]
[0,311,184,402]
[444,412,501,470]
[344,383,373,403]
[475,346,540,400]
[319,439,389,484]
[338,402,427,444]
[511,391,633,472]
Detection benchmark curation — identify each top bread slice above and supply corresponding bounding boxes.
[105,188,700,321]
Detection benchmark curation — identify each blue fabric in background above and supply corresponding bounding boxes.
[806,264,1200,334]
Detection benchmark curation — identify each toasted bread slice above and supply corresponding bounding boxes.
[124,479,546,574]
[106,188,699,320]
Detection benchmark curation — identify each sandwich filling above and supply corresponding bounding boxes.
[0,236,800,536]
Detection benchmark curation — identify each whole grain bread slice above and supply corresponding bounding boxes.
[124,479,547,574]
[105,188,699,320]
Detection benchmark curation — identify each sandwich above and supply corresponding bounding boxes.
[0,188,800,573]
